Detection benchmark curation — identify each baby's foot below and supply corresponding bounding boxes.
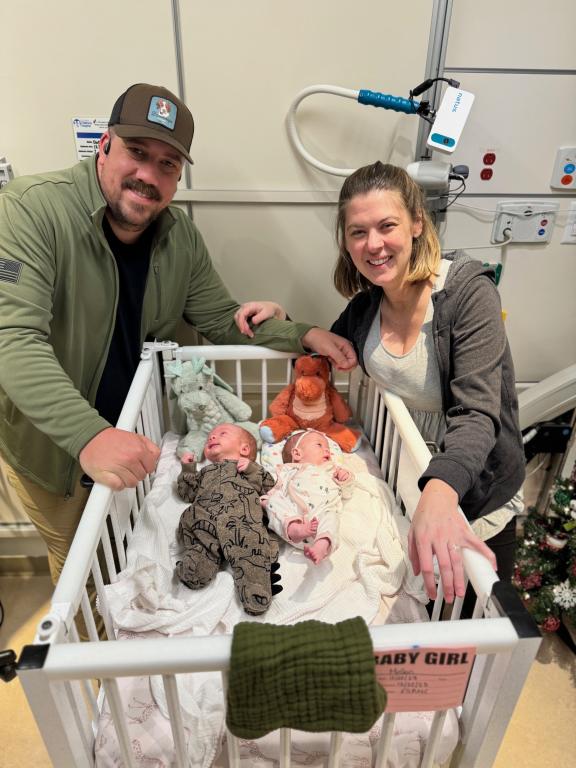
[287,518,318,543]
[304,537,331,564]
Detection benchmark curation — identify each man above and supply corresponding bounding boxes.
[0,82,356,585]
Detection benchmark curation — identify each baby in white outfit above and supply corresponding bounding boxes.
[262,430,354,564]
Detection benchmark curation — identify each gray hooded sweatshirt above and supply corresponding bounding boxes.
[331,252,525,521]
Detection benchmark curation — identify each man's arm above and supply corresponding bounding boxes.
[0,191,159,489]
[181,224,357,369]
[0,192,109,456]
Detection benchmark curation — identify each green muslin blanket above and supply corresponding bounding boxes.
[226,617,387,739]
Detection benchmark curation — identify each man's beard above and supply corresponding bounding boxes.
[108,179,162,231]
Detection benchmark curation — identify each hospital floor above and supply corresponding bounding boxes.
[0,572,575,768]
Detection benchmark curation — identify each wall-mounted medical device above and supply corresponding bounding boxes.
[286,77,473,209]
[426,87,474,154]
[491,201,560,244]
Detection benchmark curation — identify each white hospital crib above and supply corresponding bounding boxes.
[5,342,541,768]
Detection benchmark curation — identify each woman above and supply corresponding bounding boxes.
[236,161,525,603]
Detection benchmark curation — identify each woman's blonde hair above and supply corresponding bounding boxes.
[334,161,441,298]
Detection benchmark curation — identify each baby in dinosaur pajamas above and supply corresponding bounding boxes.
[175,423,280,615]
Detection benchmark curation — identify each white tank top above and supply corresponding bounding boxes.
[364,260,450,446]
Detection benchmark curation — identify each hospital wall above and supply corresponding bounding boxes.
[1,0,575,384]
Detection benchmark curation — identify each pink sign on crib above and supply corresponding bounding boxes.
[373,646,477,712]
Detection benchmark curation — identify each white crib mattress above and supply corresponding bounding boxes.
[95,433,458,768]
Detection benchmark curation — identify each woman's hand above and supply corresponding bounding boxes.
[234,301,287,337]
[408,479,497,603]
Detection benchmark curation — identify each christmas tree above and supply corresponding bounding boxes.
[513,468,576,633]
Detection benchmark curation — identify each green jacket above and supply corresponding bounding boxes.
[0,158,312,496]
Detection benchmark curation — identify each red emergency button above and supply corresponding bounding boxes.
[480,168,493,180]
[483,152,496,165]
[561,174,573,186]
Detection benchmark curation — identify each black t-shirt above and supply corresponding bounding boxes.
[94,218,154,426]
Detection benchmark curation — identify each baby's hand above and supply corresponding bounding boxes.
[181,452,195,464]
[237,457,250,473]
[333,467,351,483]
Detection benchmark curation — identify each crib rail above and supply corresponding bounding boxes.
[13,344,541,768]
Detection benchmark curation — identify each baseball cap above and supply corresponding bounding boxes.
[108,83,194,163]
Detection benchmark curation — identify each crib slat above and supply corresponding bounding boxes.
[261,359,269,420]
[374,712,395,768]
[431,582,444,622]
[62,678,94,762]
[389,428,401,501]
[91,558,115,640]
[103,677,138,768]
[364,378,376,438]
[370,386,381,450]
[450,589,466,621]
[101,523,118,583]
[222,670,241,766]
[79,589,99,643]
[161,674,189,768]
[459,652,496,742]
[380,405,393,478]
[236,359,243,399]
[280,728,291,767]
[421,709,448,768]
[109,501,127,573]
[328,731,343,767]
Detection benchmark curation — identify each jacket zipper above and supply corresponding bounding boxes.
[153,263,161,323]
[64,237,119,497]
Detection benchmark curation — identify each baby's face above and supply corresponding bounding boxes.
[296,433,331,464]
[204,424,245,461]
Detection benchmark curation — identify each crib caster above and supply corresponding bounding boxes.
[0,649,17,682]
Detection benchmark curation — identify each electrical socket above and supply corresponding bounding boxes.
[491,201,559,244]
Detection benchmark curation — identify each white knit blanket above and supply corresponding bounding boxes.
[104,433,427,634]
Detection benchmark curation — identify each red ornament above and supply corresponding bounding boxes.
[541,616,561,632]
[522,572,542,589]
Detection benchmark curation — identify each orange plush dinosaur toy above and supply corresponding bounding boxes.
[259,355,361,452]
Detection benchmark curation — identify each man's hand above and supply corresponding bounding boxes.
[301,328,357,371]
[79,427,160,491]
[234,301,287,337]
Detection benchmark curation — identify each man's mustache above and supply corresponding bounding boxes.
[122,179,161,201]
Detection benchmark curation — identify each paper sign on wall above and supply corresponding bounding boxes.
[72,117,109,161]
[374,646,476,712]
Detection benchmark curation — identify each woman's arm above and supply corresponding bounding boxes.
[420,275,507,497]
[411,275,509,601]
[408,479,497,602]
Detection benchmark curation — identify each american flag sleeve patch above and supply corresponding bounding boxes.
[0,258,23,284]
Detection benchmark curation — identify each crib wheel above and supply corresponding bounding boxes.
[0,649,17,683]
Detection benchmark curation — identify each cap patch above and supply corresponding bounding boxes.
[147,96,177,131]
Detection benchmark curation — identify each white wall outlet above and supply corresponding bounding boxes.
[550,146,576,190]
[491,201,559,244]
[561,200,576,244]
